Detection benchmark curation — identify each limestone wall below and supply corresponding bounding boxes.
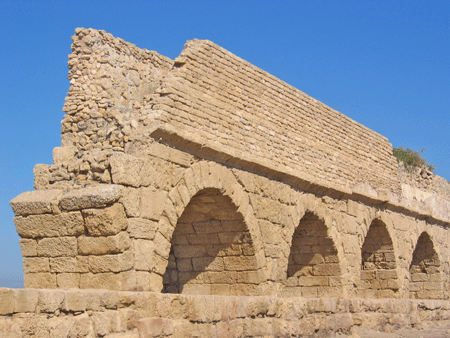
[1,288,450,337]
[42,28,402,195]
[10,28,450,298]
[6,27,450,336]
[42,28,173,188]
[398,164,450,200]
[398,165,450,221]
[36,28,450,216]
[11,158,450,300]
[154,39,400,194]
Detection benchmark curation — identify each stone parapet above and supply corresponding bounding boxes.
[155,38,400,194]
[39,27,402,194]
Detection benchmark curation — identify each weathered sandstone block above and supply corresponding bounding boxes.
[14,211,84,238]
[33,163,50,190]
[78,232,130,255]
[22,257,50,273]
[109,153,143,187]
[139,188,168,221]
[79,273,123,290]
[223,256,259,271]
[60,185,122,211]
[62,290,86,312]
[127,218,158,239]
[82,203,128,236]
[0,289,14,315]
[13,288,39,313]
[37,237,77,257]
[121,187,141,217]
[88,251,134,273]
[312,263,342,276]
[10,189,62,216]
[36,289,65,312]
[57,273,80,289]
[18,239,37,257]
[24,272,57,289]
[134,239,155,271]
[49,256,89,273]
[137,317,174,337]
[53,146,77,165]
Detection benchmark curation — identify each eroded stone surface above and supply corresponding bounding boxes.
[0,288,450,337]
[59,185,122,211]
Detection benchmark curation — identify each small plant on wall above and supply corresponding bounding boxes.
[393,146,435,173]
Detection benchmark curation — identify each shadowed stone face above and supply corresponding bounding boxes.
[163,189,262,296]
[359,219,399,298]
[409,232,442,299]
[285,212,343,298]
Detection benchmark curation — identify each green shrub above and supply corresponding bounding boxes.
[393,146,435,173]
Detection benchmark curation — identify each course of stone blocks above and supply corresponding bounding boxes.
[2,288,450,337]
[2,28,450,336]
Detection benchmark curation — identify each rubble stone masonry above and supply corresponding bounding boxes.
[3,28,450,336]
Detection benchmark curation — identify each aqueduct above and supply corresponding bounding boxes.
[2,28,450,337]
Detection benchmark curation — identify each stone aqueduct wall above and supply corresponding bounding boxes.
[3,28,450,336]
[10,161,450,299]
[2,288,450,337]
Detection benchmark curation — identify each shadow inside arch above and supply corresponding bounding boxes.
[409,232,443,299]
[162,188,263,296]
[284,212,343,297]
[359,219,399,298]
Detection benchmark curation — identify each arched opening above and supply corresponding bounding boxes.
[409,232,442,299]
[285,212,343,297]
[162,188,261,295]
[359,219,399,298]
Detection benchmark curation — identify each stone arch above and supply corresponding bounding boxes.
[155,161,266,295]
[284,211,343,298]
[359,218,399,298]
[409,232,443,299]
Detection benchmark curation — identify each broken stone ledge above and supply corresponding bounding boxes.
[10,184,122,216]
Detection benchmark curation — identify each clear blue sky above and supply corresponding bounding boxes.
[1,1,449,288]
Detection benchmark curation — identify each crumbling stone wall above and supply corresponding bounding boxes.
[5,27,450,336]
[40,28,173,188]
[397,164,450,221]
[398,164,450,200]
[40,28,403,195]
